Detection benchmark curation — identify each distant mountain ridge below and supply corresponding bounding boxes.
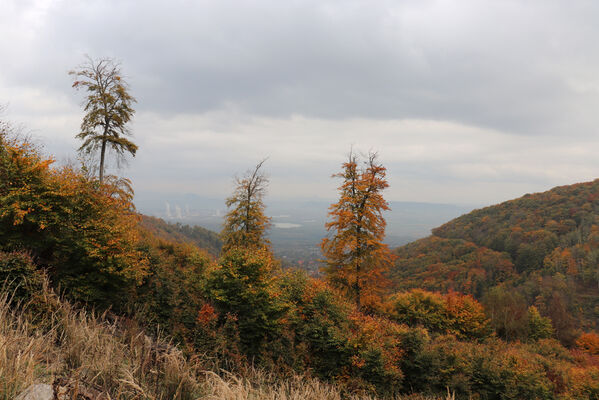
[392,179,599,343]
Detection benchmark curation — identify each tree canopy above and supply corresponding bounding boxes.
[220,159,271,252]
[321,151,395,311]
[70,56,137,183]
[0,126,146,307]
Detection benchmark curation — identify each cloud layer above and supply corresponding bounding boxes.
[1,0,599,205]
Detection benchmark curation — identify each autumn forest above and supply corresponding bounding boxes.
[4,56,599,400]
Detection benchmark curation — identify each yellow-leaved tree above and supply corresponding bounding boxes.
[220,159,271,252]
[70,56,137,183]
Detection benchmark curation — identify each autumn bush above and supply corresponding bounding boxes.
[277,270,353,378]
[576,332,599,356]
[0,132,147,308]
[527,305,555,341]
[403,336,560,399]
[383,289,492,340]
[278,270,410,395]
[134,231,212,345]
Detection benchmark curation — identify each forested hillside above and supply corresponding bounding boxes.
[139,215,222,256]
[392,180,599,344]
[5,123,599,399]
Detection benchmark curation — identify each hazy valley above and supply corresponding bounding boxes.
[135,192,474,271]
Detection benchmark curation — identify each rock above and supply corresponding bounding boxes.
[14,384,53,400]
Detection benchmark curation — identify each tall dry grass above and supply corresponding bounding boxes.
[0,281,446,400]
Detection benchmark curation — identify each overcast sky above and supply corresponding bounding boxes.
[2,0,599,206]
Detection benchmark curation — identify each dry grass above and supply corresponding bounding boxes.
[0,281,446,400]
[200,369,445,400]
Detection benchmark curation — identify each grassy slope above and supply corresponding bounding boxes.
[0,280,444,400]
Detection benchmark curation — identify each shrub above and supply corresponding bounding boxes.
[278,270,406,395]
[408,336,556,399]
[576,332,599,356]
[384,289,492,340]
[0,251,43,302]
[205,247,285,358]
[0,134,148,309]
[527,306,554,341]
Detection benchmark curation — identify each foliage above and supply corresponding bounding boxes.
[276,270,405,395]
[392,179,599,344]
[527,305,554,341]
[482,285,529,341]
[134,230,212,346]
[221,160,271,252]
[384,289,493,340]
[140,215,222,256]
[0,251,43,302]
[0,129,147,308]
[205,247,284,357]
[277,271,353,377]
[392,236,515,297]
[411,336,561,399]
[576,332,599,355]
[321,151,395,311]
[70,56,137,183]
[432,181,599,276]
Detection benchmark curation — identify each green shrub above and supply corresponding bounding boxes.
[205,247,285,358]
[0,251,43,302]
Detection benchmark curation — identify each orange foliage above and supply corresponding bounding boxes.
[197,303,218,326]
[1,132,147,305]
[321,151,395,311]
[385,289,492,339]
[577,332,599,355]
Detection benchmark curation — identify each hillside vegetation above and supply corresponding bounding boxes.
[3,276,447,400]
[139,215,222,257]
[393,180,599,344]
[4,125,599,399]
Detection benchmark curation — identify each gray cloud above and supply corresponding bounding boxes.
[1,0,599,205]
[2,0,599,135]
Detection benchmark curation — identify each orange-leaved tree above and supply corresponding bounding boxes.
[220,159,271,252]
[321,150,395,311]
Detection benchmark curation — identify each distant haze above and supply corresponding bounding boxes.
[2,1,599,206]
[134,191,474,246]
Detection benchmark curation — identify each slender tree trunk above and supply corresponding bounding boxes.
[246,185,251,233]
[356,259,361,311]
[99,138,107,184]
[355,225,362,311]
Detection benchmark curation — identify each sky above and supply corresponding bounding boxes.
[1,0,599,206]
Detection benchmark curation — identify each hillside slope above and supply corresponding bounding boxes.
[392,179,599,342]
[139,215,222,256]
[2,278,429,400]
